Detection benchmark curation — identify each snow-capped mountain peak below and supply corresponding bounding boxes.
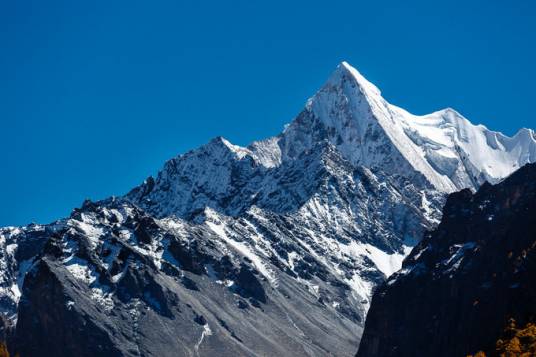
[325,61,382,97]
[275,61,536,193]
[128,61,536,224]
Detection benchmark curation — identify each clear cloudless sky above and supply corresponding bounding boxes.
[1,0,535,226]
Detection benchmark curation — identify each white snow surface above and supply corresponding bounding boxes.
[340,241,411,278]
[205,209,277,284]
[249,61,536,192]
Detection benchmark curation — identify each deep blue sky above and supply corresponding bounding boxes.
[1,0,535,226]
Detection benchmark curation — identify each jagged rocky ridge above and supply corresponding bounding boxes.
[2,144,426,357]
[357,163,536,357]
[1,62,535,356]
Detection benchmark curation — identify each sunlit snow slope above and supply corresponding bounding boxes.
[265,62,536,192]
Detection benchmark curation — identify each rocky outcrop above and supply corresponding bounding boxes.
[357,163,536,357]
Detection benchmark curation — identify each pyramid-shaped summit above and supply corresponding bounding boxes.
[246,61,536,193]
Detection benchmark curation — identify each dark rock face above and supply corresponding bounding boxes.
[357,163,536,357]
[16,259,123,357]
